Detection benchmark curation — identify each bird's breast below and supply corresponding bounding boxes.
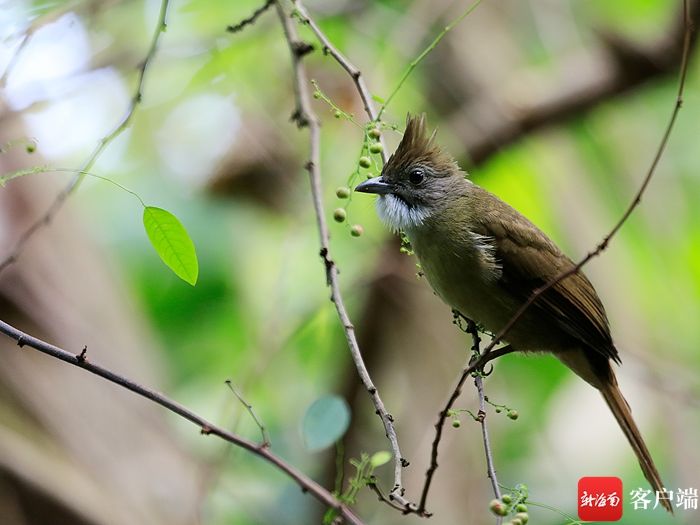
[409,227,506,321]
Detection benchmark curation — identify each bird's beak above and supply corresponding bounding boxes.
[355,177,393,195]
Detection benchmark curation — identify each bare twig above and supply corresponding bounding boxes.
[466,323,503,525]
[0,319,365,525]
[225,380,270,447]
[418,0,693,514]
[275,1,415,511]
[226,0,275,34]
[0,0,170,276]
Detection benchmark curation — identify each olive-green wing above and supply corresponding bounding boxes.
[474,204,619,363]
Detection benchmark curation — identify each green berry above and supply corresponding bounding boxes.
[350,224,363,237]
[26,143,36,154]
[507,410,519,420]
[510,519,523,525]
[333,208,346,223]
[359,156,371,169]
[368,127,381,139]
[336,186,350,199]
[334,110,342,119]
[313,91,321,99]
[515,503,527,513]
[489,499,508,517]
[369,143,383,154]
[515,512,529,524]
[452,419,461,428]
[495,407,502,413]
[501,494,512,504]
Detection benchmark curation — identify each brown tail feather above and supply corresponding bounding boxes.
[600,379,673,513]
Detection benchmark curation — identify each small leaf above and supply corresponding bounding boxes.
[370,451,392,468]
[143,206,199,285]
[371,94,385,104]
[302,395,350,451]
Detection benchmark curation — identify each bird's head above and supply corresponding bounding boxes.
[356,114,464,232]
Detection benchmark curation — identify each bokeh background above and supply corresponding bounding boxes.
[1,0,699,524]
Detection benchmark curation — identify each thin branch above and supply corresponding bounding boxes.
[226,0,275,34]
[275,1,415,511]
[418,0,693,514]
[225,380,271,447]
[0,319,365,525]
[467,321,502,525]
[290,0,387,163]
[0,0,171,276]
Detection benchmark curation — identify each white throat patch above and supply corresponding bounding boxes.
[376,194,431,232]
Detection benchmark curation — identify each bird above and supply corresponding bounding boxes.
[355,114,671,512]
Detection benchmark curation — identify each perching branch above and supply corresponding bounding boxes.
[467,321,503,524]
[0,319,365,525]
[274,0,414,512]
[418,315,507,517]
[418,0,693,514]
[0,0,171,276]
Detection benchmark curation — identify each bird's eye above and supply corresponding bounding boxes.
[408,167,425,185]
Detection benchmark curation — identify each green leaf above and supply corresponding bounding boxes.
[143,206,199,286]
[369,450,392,468]
[302,395,350,451]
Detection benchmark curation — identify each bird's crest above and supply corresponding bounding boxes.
[384,114,456,177]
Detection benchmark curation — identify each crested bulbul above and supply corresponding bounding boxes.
[356,115,671,511]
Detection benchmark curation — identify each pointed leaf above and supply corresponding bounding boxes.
[302,395,350,451]
[143,206,199,285]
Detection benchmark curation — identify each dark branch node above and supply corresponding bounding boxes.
[77,345,88,362]
[16,336,26,348]
[291,108,309,128]
[292,40,315,57]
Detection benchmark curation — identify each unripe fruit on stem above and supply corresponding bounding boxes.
[489,499,508,517]
[313,92,321,99]
[26,144,36,153]
[334,110,342,119]
[515,512,529,524]
[515,503,527,513]
[507,410,519,420]
[333,208,346,223]
[350,224,363,237]
[359,156,371,169]
[501,494,512,504]
[495,407,502,413]
[510,519,523,525]
[369,143,383,154]
[336,187,350,199]
[452,419,461,428]
[368,128,381,139]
